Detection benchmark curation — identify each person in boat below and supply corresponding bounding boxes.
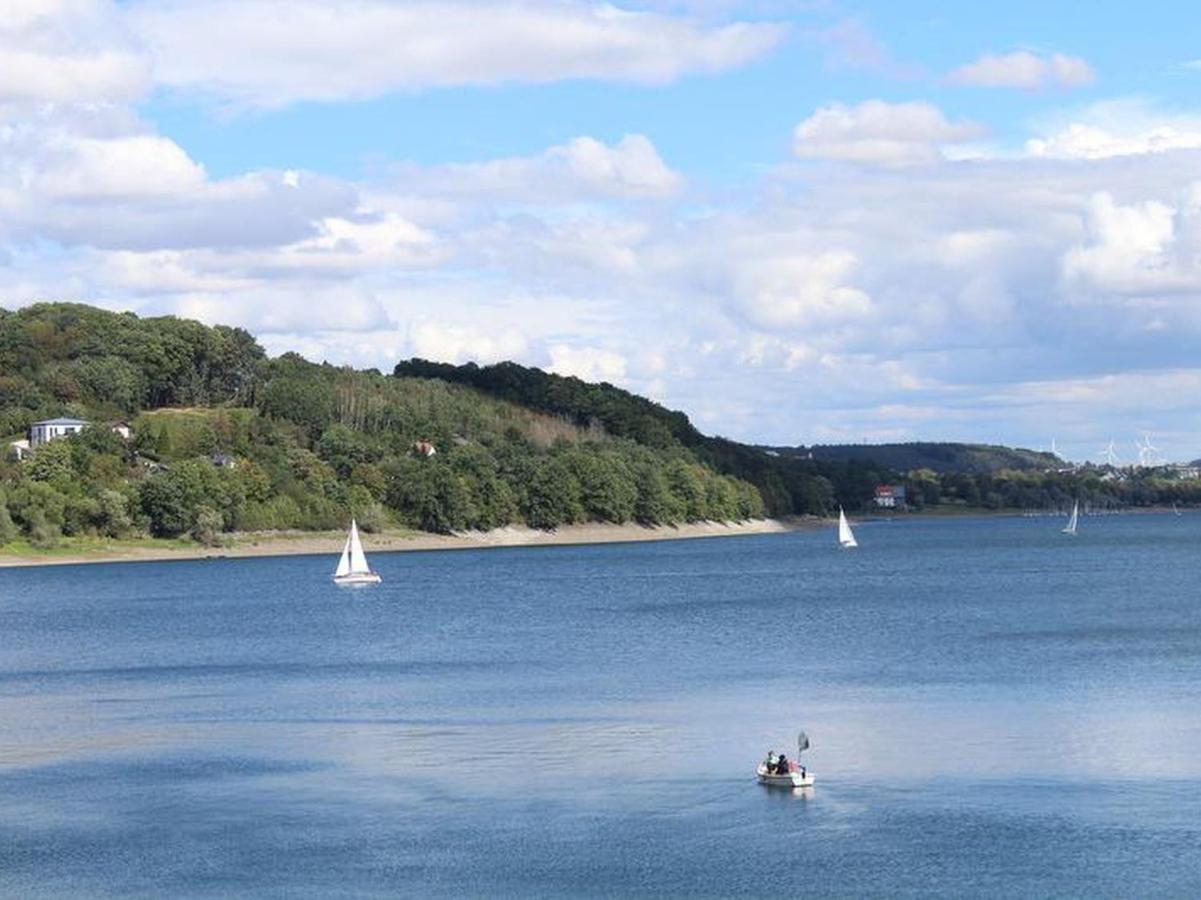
[774,753,789,774]
[764,751,778,772]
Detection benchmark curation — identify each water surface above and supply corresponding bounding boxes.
[2,514,1200,896]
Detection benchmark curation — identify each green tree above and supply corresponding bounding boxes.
[523,457,582,529]
[192,505,224,546]
[0,491,16,544]
[97,489,133,538]
[28,439,75,484]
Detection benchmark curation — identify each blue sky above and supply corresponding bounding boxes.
[6,1,1201,461]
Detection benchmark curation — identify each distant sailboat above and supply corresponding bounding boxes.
[333,519,381,585]
[1173,502,1182,517]
[838,506,858,549]
[1062,501,1079,536]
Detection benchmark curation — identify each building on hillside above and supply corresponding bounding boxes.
[414,439,437,458]
[30,418,90,448]
[111,421,133,441]
[874,484,907,509]
[8,439,31,461]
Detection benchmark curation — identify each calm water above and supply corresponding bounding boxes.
[2,514,1201,897]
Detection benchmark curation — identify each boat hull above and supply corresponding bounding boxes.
[333,572,382,586]
[756,763,814,788]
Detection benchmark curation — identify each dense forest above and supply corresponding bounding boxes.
[0,303,764,549]
[770,442,1061,474]
[2,303,1198,552]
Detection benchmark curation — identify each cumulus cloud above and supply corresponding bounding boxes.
[792,100,985,166]
[125,0,785,108]
[548,344,629,382]
[391,134,682,202]
[1026,102,1201,159]
[949,50,1094,89]
[0,0,149,108]
[1062,188,1201,297]
[730,251,873,330]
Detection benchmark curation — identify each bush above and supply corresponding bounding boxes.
[0,493,16,545]
[29,510,60,549]
[191,505,224,546]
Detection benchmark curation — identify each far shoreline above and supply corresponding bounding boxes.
[0,517,823,570]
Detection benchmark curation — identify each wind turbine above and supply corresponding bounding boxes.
[1136,434,1160,467]
[1098,439,1119,467]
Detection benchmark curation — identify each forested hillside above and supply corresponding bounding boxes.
[769,442,1061,474]
[395,358,862,515]
[0,303,764,550]
[396,358,1201,516]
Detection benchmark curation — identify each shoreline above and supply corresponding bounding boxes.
[0,518,819,570]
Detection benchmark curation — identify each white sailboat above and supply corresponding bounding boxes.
[333,519,381,585]
[838,506,858,549]
[1062,501,1079,536]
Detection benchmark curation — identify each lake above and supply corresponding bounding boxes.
[2,513,1200,897]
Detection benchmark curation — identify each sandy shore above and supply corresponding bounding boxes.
[0,518,817,569]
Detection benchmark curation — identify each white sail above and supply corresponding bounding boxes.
[838,507,858,548]
[333,518,379,584]
[334,535,352,577]
[1062,501,1078,535]
[347,519,370,574]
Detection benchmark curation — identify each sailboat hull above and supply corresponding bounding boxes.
[333,572,382,586]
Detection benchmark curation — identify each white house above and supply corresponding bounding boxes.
[30,417,90,448]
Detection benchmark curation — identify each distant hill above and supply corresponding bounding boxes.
[394,358,889,516]
[763,442,1061,475]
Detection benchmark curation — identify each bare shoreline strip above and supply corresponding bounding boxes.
[0,518,818,570]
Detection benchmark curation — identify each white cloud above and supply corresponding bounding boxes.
[548,344,629,382]
[1062,188,1201,296]
[1028,120,1201,158]
[949,50,1094,89]
[409,319,529,365]
[792,100,984,166]
[0,0,148,108]
[392,134,682,202]
[126,0,786,108]
[29,133,207,199]
[731,251,873,330]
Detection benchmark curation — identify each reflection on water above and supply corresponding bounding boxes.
[2,514,1201,896]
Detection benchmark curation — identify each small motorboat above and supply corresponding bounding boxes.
[757,730,814,788]
[756,762,814,788]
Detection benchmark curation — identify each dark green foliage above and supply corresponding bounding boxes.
[771,441,1061,475]
[523,457,583,530]
[395,358,853,516]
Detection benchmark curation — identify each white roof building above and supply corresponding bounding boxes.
[30,418,90,448]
